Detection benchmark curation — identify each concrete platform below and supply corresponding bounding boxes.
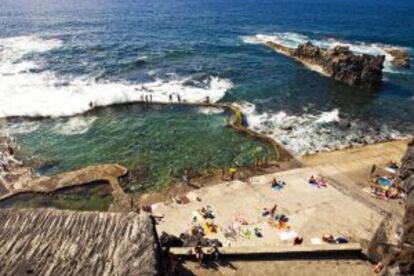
[154,167,383,249]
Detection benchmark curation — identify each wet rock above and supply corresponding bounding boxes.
[266,41,385,89]
[385,48,410,68]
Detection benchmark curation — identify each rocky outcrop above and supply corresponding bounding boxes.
[385,48,410,68]
[266,41,385,89]
[384,139,414,275]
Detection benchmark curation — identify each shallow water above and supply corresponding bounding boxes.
[0,182,113,211]
[9,105,275,192]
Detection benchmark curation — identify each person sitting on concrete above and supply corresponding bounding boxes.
[254,227,263,238]
[322,234,335,243]
[293,236,303,245]
[309,175,317,185]
[271,178,285,190]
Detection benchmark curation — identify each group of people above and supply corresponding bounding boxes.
[140,94,154,103]
[369,161,404,200]
[370,175,403,200]
[168,93,181,103]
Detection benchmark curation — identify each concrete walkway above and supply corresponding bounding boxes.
[154,167,383,249]
[155,140,408,254]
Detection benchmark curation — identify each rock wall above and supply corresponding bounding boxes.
[385,139,414,275]
[266,41,385,89]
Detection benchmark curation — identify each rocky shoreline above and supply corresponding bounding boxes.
[266,41,385,89]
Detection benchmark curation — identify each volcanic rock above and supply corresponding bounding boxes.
[385,48,410,68]
[266,41,385,89]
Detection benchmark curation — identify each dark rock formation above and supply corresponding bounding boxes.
[385,48,410,68]
[384,139,414,275]
[266,41,385,89]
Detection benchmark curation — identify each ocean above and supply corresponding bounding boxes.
[1,0,413,191]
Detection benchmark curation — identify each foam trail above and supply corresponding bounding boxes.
[0,121,40,135]
[240,102,406,155]
[197,107,224,115]
[0,36,233,118]
[241,32,411,73]
[52,116,98,135]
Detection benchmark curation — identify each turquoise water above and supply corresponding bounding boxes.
[0,182,113,211]
[13,105,275,192]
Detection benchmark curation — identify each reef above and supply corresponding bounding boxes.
[266,41,385,89]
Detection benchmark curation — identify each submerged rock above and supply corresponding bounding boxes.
[266,41,385,89]
[385,48,410,68]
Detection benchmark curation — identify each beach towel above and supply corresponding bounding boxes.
[279,230,298,240]
[240,229,253,240]
[311,237,323,245]
[272,185,284,191]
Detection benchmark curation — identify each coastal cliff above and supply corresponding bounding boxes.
[266,41,385,89]
[384,139,414,275]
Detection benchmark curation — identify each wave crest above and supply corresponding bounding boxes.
[0,36,233,118]
[241,103,406,155]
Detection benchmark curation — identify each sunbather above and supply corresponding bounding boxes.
[309,175,317,184]
[322,234,335,243]
[254,227,263,238]
[262,208,270,217]
[293,236,303,245]
[271,178,286,188]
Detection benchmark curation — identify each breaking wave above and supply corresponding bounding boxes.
[0,36,233,118]
[240,102,406,155]
[241,32,411,73]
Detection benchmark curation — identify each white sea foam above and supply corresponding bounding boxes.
[0,36,233,118]
[239,102,406,155]
[0,121,40,135]
[241,32,411,73]
[197,107,224,115]
[52,116,98,135]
